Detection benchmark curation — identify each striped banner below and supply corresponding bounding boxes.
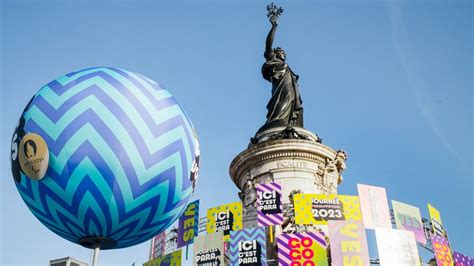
[229,227,267,266]
[256,182,283,226]
[277,232,328,266]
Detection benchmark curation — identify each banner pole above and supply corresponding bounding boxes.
[270,225,274,243]
[186,244,189,260]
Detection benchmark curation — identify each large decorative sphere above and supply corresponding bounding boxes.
[10,67,199,249]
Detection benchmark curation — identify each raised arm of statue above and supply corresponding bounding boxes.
[264,21,277,59]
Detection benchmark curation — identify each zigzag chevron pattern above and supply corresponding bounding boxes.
[229,227,267,266]
[13,67,198,248]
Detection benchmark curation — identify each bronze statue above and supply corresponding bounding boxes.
[259,3,304,133]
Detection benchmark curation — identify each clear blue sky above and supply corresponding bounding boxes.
[1,0,472,265]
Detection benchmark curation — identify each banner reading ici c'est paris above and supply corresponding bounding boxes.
[229,227,267,266]
[193,231,225,266]
[256,182,283,226]
[206,202,243,241]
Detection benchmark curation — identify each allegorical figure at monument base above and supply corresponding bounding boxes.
[259,3,304,133]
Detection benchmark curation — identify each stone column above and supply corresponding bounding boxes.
[229,126,347,263]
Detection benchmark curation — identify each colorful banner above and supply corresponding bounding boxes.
[432,235,454,266]
[375,228,420,266]
[143,249,182,266]
[257,182,283,226]
[392,200,427,245]
[150,231,166,259]
[428,203,447,237]
[177,200,200,248]
[357,184,391,229]
[453,251,473,266]
[294,194,362,225]
[207,202,243,241]
[193,231,225,266]
[229,227,266,266]
[277,232,328,266]
[328,220,370,266]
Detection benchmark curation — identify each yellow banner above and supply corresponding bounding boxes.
[294,194,362,225]
[143,249,182,266]
[206,202,243,241]
[428,203,447,237]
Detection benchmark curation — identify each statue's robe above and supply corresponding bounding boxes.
[261,57,303,131]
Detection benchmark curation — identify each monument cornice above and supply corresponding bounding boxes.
[229,139,337,189]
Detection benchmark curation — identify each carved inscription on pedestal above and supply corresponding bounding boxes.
[276,160,307,169]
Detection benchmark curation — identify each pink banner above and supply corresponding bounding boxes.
[432,235,454,266]
[150,231,166,259]
[357,184,391,229]
[328,220,370,266]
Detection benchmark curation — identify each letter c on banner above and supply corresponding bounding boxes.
[289,238,300,248]
[290,249,301,260]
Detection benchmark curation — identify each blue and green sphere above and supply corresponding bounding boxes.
[10,67,199,249]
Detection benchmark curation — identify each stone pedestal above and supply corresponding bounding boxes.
[229,126,347,263]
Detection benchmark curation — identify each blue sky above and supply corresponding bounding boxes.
[1,0,472,265]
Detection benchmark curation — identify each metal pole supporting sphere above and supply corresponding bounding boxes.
[91,243,100,266]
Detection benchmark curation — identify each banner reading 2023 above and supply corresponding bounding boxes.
[294,194,362,225]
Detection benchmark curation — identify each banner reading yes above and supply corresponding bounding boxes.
[207,202,243,241]
[328,220,370,266]
[294,194,362,225]
[177,200,199,248]
[392,200,426,245]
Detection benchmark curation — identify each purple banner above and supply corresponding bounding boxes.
[177,200,199,248]
[256,182,283,226]
[328,220,370,266]
[453,251,473,266]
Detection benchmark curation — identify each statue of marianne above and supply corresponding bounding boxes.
[259,4,304,133]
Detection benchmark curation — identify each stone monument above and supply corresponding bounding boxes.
[229,3,347,264]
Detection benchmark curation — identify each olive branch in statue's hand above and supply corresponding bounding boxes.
[266,3,283,25]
